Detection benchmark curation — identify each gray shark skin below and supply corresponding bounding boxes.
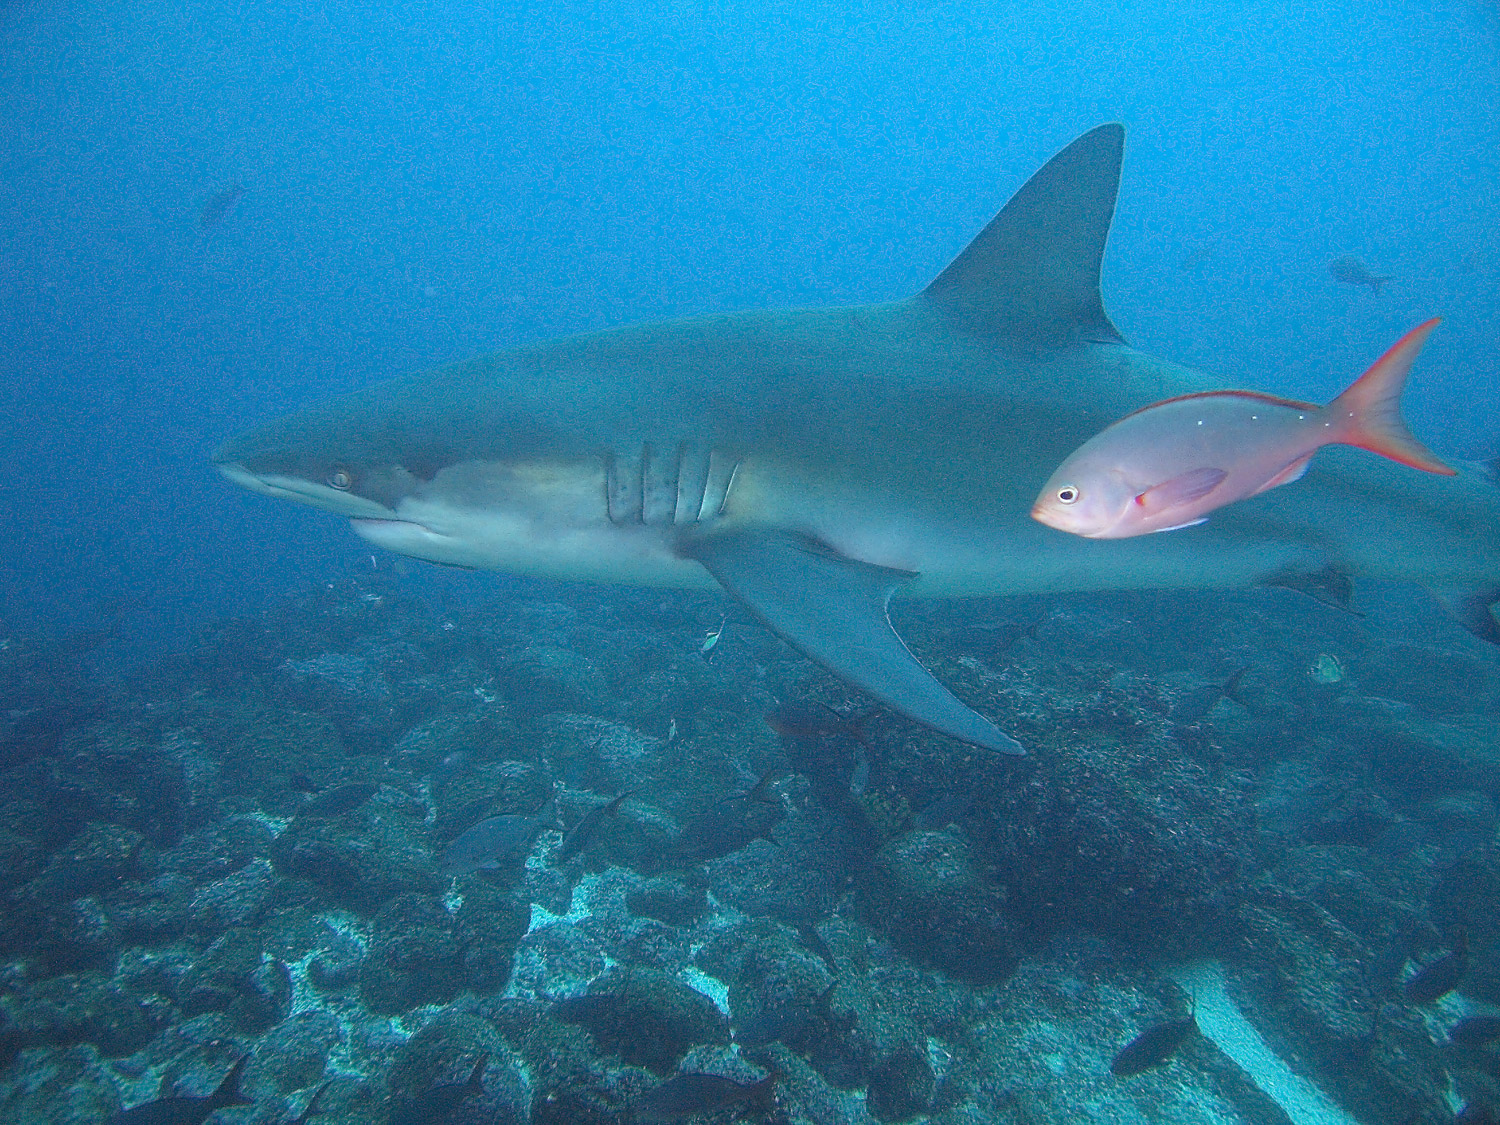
[214,125,1500,756]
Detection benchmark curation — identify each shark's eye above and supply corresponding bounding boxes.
[328,468,353,491]
[1055,486,1079,505]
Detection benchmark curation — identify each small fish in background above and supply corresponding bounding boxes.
[631,1069,777,1123]
[111,1055,252,1124]
[198,180,245,230]
[912,791,976,831]
[440,803,557,876]
[1447,1014,1500,1048]
[282,1081,329,1124]
[1169,667,1250,725]
[554,790,633,864]
[1329,255,1392,294]
[1110,1010,1198,1076]
[388,1053,488,1125]
[700,616,726,661]
[1032,319,1453,539]
[1404,931,1469,1003]
[295,781,378,818]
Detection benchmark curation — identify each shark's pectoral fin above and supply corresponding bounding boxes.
[680,528,1025,755]
[1433,585,1500,645]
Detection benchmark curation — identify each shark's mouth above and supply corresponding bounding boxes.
[349,517,449,546]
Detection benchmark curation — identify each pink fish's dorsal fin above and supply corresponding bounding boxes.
[1329,319,1455,475]
[1134,467,1228,514]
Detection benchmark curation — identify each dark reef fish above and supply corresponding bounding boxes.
[296,781,378,818]
[199,180,245,229]
[912,791,976,831]
[111,1055,252,1124]
[389,1053,487,1125]
[734,980,851,1050]
[1448,1014,1500,1048]
[1110,1012,1198,1076]
[1404,932,1469,1003]
[555,790,633,864]
[284,1081,329,1124]
[669,770,784,864]
[1168,667,1249,725]
[632,1070,776,1122]
[1329,255,1392,293]
[440,807,555,876]
[769,702,873,804]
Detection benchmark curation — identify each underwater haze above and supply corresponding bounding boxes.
[3,1,1500,1124]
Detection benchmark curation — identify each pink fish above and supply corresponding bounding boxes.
[1031,319,1454,539]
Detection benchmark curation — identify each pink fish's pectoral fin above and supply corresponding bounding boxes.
[1254,453,1314,495]
[1134,467,1228,515]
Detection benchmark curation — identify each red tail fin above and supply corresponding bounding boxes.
[1330,318,1454,475]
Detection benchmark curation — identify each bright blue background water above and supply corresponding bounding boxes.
[1,0,1496,652]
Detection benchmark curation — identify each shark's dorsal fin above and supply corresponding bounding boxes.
[921,123,1126,347]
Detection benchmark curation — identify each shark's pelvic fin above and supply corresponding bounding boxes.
[680,528,1025,755]
[920,123,1127,348]
[1434,585,1500,645]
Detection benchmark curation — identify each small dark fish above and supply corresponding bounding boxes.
[1328,255,1392,294]
[734,980,848,1050]
[1404,933,1469,1003]
[555,790,633,864]
[1448,1015,1500,1048]
[1110,1014,1198,1076]
[766,701,869,745]
[632,1071,776,1123]
[1169,667,1250,725]
[441,809,554,876]
[670,772,784,864]
[199,181,245,230]
[285,1081,329,1124]
[388,1053,487,1125]
[288,772,321,795]
[912,791,976,831]
[297,782,377,818]
[112,1056,253,1124]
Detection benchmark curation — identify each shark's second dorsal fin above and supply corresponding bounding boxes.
[921,123,1126,347]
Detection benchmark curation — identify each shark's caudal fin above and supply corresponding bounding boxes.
[681,529,1025,755]
[920,123,1127,347]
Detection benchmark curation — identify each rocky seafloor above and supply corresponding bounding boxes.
[2,575,1499,1124]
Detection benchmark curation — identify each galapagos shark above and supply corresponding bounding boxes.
[214,124,1500,755]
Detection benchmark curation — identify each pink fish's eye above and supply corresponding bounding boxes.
[1056,486,1079,505]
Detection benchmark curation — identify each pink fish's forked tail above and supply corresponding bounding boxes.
[1330,318,1455,475]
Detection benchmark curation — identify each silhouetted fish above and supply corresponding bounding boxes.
[1448,1015,1500,1048]
[734,980,849,1050]
[1110,1013,1197,1076]
[912,792,976,831]
[284,1081,329,1124]
[112,1056,252,1124]
[555,790,633,864]
[1405,932,1469,1003]
[1329,255,1391,294]
[669,770,784,864]
[632,1070,776,1123]
[388,1053,487,1125]
[441,808,554,875]
[199,181,245,229]
[1169,667,1249,725]
[288,772,320,795]
[296,782,377,818]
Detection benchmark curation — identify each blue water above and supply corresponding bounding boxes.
[0,0,1495,650]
